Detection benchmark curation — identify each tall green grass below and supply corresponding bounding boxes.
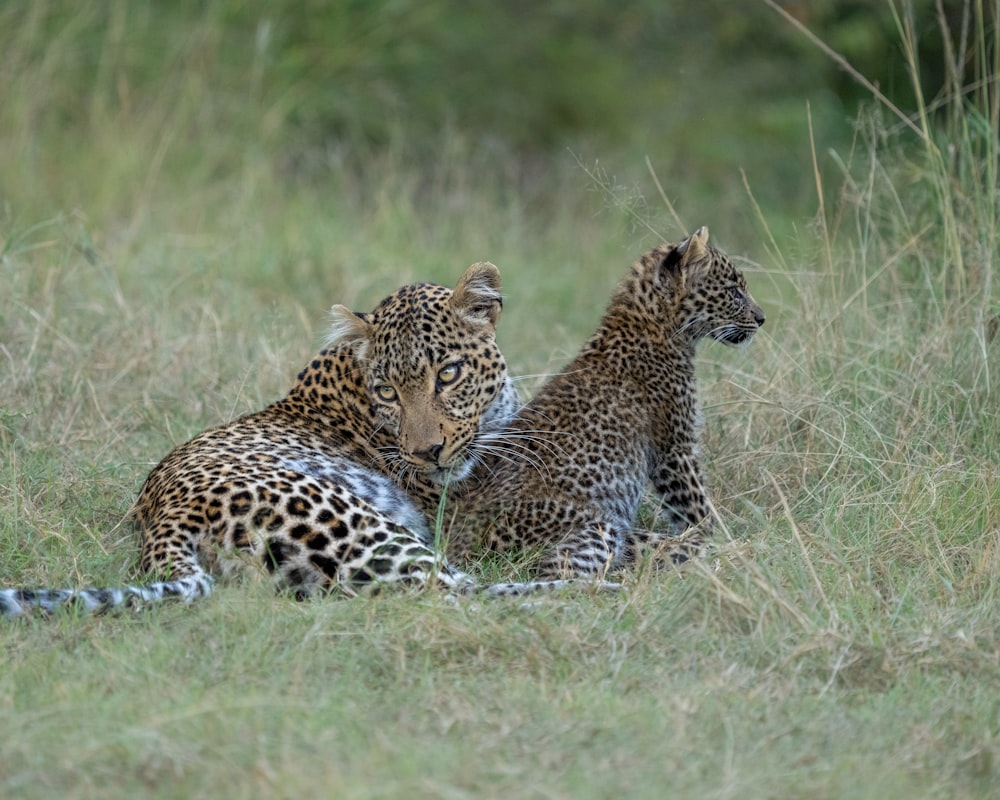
[2,1,999,798]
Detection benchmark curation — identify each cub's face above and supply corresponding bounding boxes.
[691,250,766,346]
[329,262,513,485]
[651,227,766,346]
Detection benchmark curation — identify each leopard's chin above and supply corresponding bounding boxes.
[423,458,474,486]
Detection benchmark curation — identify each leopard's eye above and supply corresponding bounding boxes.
[374,384,398,403]
[437,363,462,386]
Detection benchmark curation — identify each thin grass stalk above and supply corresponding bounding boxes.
[893,1,968,298]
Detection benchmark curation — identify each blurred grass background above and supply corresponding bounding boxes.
[2,1,999,798]
[3,0,968,372]
[2,0,932,236]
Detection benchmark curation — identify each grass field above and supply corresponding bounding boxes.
[2,2,999,798]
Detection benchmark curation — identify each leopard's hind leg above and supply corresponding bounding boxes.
[536,521,624,581]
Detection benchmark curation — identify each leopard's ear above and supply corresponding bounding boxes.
[450,261,503,326]
[676,226,709,265]
[660,226,710,287]
[325,305,373,360]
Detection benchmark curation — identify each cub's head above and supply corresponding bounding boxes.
[328,262,518,485]
[640,226,765,346]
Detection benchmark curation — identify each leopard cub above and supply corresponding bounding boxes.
[444,227,765,579]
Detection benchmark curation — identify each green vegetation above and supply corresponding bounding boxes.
[2,1,998,797]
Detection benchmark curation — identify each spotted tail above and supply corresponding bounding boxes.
[474,578,622,596]
[0,570,619,617]
[0,572,215,618]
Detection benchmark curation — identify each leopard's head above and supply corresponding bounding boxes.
[328,262,518,485]
[647,226,765,346]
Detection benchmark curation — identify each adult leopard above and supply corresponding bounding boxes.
[443,227,765,579]
[2,263,531,617]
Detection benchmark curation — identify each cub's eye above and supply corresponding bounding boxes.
[374,385,398,403]
[728,286,745,304]
[437,363,462,386]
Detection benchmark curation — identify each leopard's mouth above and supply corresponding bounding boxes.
[718,327,758,346]
[403,450,475,486]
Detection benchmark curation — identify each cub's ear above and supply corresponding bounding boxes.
[676,226,709,264]
[450,261,503,326]
[660,225,710,287]
[325,306,373,360]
